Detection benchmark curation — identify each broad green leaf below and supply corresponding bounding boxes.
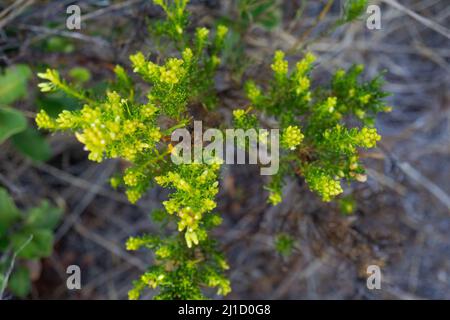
[0,106,27,144]
[0,64,32,105]
[8,266,31,298]
[36,91,81,117]
[69,67,91,84]
[0,187,21,235]
[11,229,54,259]
[11,127,52,162]
[44,36,75,53]
[25,201,62,230]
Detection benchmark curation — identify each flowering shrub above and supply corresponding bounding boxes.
[35,0,390,299]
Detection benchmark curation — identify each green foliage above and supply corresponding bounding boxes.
[232,108,258,130]
[155,161,221,248]
[35,0,230,300]
[36,91,81,117]
[0,63,31,144]
[41,36,75,54]
[68,67,92,84]
[126,213,230,299]
[0,64,32,105]
[341,0,368,23]
[218,0,282,81]
[11,127,52,162]
[34,0,390,300]
[152,0,190,42]
[0,188,21,236]
[246,51,390,202]
[0,188,62,298]
[0,106,27,144]
[274,233,295,257]
[8,266,31,298]
[237,0,281,30]
[338,195,356,215]
[0,64,52,162]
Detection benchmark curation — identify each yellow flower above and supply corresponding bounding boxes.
[246,82,261,102]
[125,189,142,204]
[216,25,228,40]
[123,169,139,187]
[296,77,310,95]
[232,109,245,119]
[185,230,199,248]
[196,27,210,42]
[182,48,193,62]
[268,191,282,206]
[324,96,337,112]
[56,110,77,129]
[282,125,304,150]
[296,52,316,75]
[35,110,56,129]
[271,50,288,76]
[357,127,381,148]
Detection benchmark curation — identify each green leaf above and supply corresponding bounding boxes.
[274,233,295,257]
[0,64,32,105]
[36,91,81,117]
[44,36,75,53]
[0,273,5,291]
[69,67,91,84]
[8,266,31,298]
[342,0,368,22]
[0,188,21,236]
[25,200,62,230]
[0,106,27,144]
[11,229,54,259]
[11,127,52,162]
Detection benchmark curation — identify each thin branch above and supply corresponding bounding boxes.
[382,0,450,40]
[0,235,33,300]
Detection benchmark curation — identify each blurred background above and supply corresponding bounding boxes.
[0,0,448,299]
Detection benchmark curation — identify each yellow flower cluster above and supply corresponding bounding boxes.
[281,125,304,150]
[37,69,61,92]
[319,177,343,201]
[35,109,57,129]
[295,52,316,74]
[324,96,337,113]
[196,27,210,47]
[322,125,380,154]
[216,25,228,40]
[36,91,161,163]
[205,271,231,296]
[296,77,310,96]
[232,109,245,120]
[293,53,315,98]
[160,58,186,84]
[246,81,262,103]
[268,191,282,206]
[140,271,165,289]
[304,166,344,202]
[355,127,381,148]
[155,162,221,248]
[126,237,149,251]
[131,52,187,86]
[271,50,288,77]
